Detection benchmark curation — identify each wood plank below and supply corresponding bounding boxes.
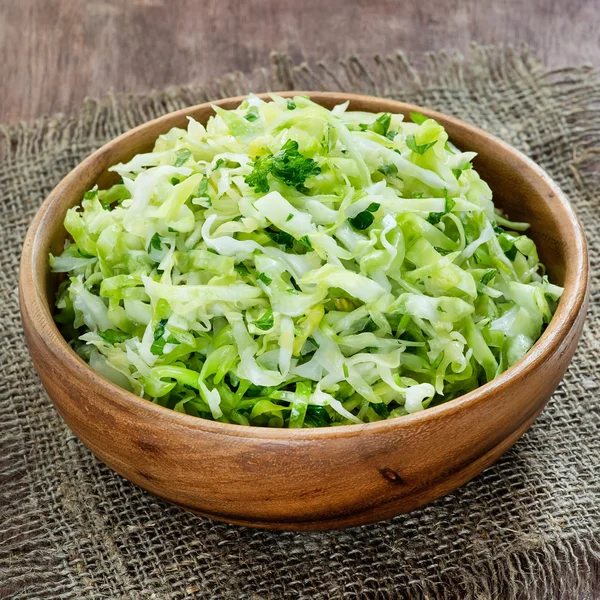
[1,0,598,123]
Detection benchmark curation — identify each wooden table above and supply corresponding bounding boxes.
[1,0,597,124]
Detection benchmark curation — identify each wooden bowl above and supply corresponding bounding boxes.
[19,92,589,530]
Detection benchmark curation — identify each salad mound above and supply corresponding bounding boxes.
[51,94,562,428]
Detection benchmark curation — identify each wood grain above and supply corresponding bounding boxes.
[1,0,598,124]
[19,92,589,530]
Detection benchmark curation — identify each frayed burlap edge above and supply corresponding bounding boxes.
[1,44,599,181]
[1,44,599,186]
[1,44,599,600]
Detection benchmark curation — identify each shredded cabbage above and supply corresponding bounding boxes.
[51,94,562,427]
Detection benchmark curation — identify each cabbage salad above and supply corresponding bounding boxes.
[51,94,562,427]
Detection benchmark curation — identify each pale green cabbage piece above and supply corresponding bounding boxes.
[51,94,562,427]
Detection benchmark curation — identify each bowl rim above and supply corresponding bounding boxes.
[20,91,589,441]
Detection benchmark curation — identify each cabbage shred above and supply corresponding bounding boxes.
[51,94,562,427]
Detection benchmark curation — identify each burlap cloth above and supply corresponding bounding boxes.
[1,46,599,600]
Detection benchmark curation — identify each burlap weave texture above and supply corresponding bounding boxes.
[1,46,598,599]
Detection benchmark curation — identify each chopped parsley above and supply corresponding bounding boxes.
[298,235,312,249]
[265,227,295,248]
[98,330,131,344]
[154,319,168,339]
[174,149,192,167]
[379,163,399,177]
[215,158,241,169]
[480,269,498,286]
[244,106,260,122]
[83,187,98,200]
[257,272,272,286]
[148,233,163,252]
[360,113,392,137]
[348,202,380,230]
[427,196,455,225]
[406,134,436,155]
[372,402,390,418]
[305,405,330,427]
[244,139,321,194]
[235,263,250,276]
[252,309,274,331]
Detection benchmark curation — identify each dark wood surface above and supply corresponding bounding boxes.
[1,0,598,124]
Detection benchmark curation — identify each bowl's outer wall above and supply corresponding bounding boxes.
[20,93,589,530]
